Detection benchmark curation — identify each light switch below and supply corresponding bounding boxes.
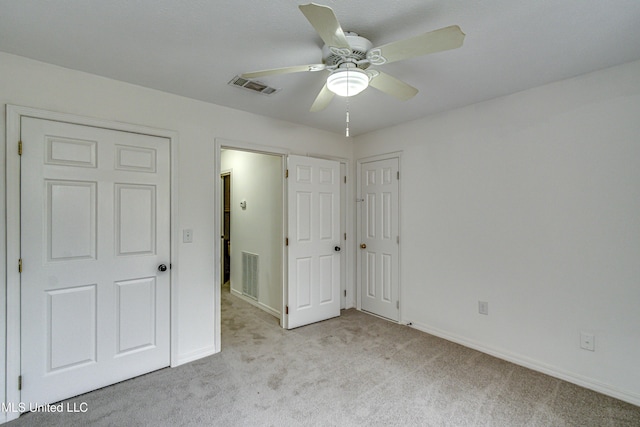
[183,229,193,243]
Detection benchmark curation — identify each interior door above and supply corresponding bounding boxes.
[360,157,400,321]
[20,117,171,406]
[287,155,341,329]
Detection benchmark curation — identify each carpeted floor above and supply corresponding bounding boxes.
[7,284,640,426]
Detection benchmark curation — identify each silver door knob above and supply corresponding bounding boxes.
[158,264,168,272]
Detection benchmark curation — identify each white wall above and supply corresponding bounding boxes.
[0,52,351,414]
[4,47,637,411]
[353,59,640,405]
[221,149,283,316]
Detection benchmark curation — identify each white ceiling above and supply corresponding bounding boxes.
[2,0,640,136]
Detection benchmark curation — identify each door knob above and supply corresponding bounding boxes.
[334,246,341,252]
[158,264,168,272]
[360,243,367,249]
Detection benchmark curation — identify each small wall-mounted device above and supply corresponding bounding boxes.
[240,200,247,210]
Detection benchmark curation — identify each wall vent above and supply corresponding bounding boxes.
[228,75,279,95]
[242,251,258,300]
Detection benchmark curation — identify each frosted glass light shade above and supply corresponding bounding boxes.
[326,68,369,97]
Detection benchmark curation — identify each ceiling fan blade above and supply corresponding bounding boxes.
[310,83,335,112]
[371,25,465,64]
[368,71,418,101]
[241,64,326,79]
[299,3,350,49]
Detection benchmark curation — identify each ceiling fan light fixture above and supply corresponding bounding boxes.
[326,68,369,97]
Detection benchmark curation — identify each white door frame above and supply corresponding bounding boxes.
[214,138,288,337]
[213,139,351,337]
[4,105,180,423]
[356,152,402,320]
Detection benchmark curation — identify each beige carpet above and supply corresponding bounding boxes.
[8,284,640,426]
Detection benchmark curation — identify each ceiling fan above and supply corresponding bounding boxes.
[241,3,465,112]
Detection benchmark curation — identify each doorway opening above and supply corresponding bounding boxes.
[220,148,284,323]
[214,139,351,350]
[221,172,231,285]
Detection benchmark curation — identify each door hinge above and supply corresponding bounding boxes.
[397,236,400,244]
[285,169,289,178]
[344,290,347,297]
[344,176,347,184]
[18,140,23,156]
[18,258,22,273]
[344,233,347,240]
[397,171,399,180]
[18,375,22,390]
[285,237,289,246]
[285,305,289,315]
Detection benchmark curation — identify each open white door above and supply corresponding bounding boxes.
[287,155,341,329]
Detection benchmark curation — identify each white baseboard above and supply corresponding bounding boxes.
[173,345,218,367]
[230,288,281,319]
[258,302,281,319]
[407,320,640,407]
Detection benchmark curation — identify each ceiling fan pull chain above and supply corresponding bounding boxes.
[345,70,350,137]
[346,109,350,137]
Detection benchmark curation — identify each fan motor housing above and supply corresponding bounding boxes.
[322,32,372,69]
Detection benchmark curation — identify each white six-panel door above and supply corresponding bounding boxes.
[360,158,399,321]
[20,117,171,406]
[287,155,341,329]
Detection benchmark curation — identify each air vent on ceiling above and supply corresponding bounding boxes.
[228,75,279,95]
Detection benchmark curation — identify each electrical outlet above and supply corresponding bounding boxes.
[183,229,193,243]
[580,332,595,351]
[478,301,489,315]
